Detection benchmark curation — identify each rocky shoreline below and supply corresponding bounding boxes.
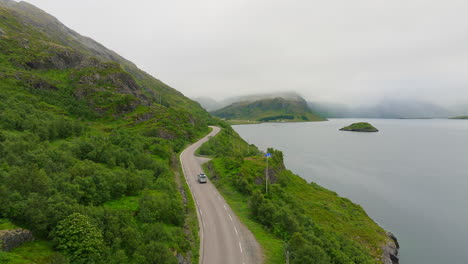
[382,232,399,264]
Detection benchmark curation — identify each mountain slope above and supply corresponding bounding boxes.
[0,1,211,263]
[212,96,326,122]
[0,0,209,119]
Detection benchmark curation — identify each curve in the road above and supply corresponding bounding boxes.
[180,126,263,264]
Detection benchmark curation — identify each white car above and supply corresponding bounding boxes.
[198,173,207,183]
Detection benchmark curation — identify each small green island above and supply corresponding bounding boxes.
[340,122,379,132]
[449,116,468,119]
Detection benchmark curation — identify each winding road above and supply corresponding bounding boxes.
[180,126,263,264]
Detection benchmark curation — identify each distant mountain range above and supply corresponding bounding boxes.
[208,94,326,122]
[194,94,466,119]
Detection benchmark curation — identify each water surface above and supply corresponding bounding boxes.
[234,119,468,264]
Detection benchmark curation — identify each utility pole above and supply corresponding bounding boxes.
[265,152,271,194]
[286,250,290,264]
[266,156,268,193]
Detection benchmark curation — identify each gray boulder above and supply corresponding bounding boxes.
[0,228,34,252]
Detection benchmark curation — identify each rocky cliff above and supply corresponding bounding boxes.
[382,232,399,264]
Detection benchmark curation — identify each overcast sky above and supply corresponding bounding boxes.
[24,0,468,106]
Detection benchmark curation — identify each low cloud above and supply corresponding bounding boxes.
[27,0,468,108]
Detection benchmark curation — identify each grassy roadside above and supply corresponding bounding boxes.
[202,164,284,264]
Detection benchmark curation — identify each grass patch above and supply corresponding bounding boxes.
[103,195,140,211]
[0,240,58,264]
[0,219,17,230]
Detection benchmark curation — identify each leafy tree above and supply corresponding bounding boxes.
[52,213,104,264]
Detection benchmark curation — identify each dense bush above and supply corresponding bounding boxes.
[137,191,184,226]
[52,213,104,264]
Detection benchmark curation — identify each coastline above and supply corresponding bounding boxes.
[231,121,401,263]
[383,232,400,264]
[226,119,328,125]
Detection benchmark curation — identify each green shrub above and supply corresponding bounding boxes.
[52,213,104,264]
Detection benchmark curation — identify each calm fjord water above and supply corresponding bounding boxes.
[234,119,468,264]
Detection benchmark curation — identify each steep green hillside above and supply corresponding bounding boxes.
[211,96,326,123]
[0,0,209,119]
[0,1,211,263]
[199,128,396,264]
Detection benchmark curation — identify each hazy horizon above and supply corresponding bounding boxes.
[24,0,468,108]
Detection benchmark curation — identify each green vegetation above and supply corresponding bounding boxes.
[0,220,58,263]
[52,213,104,263]
[0,219,17,230]
[340,122,379,132]
[197,125,259,157]
[226,119,261,125]
[200,129,390,263]
[0,2,212,263]
[0,241,59,264]
[211,97,326,123]
[449,116,468,119]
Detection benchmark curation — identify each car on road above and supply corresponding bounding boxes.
[198,173,207,183]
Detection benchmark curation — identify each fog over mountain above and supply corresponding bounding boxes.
[23,0,468,109]
[193,93,462,118]
[308,99,455,118]
[193,92,303,111]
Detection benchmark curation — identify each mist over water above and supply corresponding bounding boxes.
[234,119,468,264]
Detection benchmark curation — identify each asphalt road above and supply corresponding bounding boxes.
[180,126,263,264]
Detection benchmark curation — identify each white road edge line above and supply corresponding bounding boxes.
[234,226,238,235]
[223,204,227,210]
[228,214,233,221]
[239,242,243,253]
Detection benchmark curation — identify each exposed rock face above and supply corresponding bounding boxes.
[176,253,191,264]
[0,228,34,252]
[24,45,85,70]
[13,72,58,90]
[382,232,399,264]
